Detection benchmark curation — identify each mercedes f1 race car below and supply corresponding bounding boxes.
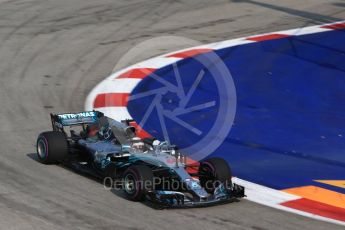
[36,111,245,207]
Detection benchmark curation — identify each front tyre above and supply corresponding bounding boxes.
[122,165,154,201]
[36,131,68,164]
[198,157,232,193]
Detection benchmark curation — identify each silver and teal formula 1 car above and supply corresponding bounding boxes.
[36,111,245,208]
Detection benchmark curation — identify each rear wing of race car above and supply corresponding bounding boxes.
[50,111,104,131]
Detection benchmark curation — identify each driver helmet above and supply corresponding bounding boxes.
[131,137,146,152]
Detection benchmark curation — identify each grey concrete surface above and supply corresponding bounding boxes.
[0,0,344,229]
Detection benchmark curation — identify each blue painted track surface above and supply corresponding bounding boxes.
[128,29,345,193]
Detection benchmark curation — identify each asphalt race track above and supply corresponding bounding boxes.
[0,0,344,229]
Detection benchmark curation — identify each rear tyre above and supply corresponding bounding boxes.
[122,165,154,201]
[198,157,232,193]
[36,131,68,164]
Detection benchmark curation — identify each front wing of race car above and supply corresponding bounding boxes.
[146,183,245,208]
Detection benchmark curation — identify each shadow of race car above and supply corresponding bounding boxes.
[36,110,245,208]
